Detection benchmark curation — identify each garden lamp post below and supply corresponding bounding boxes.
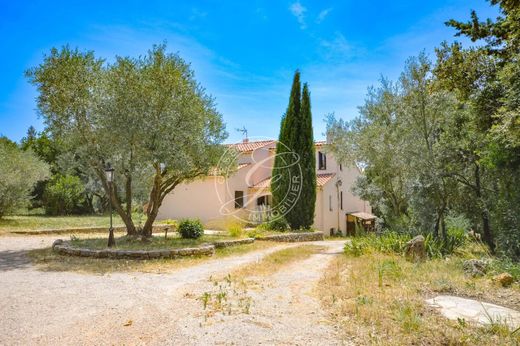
[105,164,116,247]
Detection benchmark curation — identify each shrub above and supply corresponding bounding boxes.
[266,217,289,232]
[178,219,204,239]
[344,231,466,259]
[43,174,85,215]
[0,138,49,217]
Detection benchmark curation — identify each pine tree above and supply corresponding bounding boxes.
[271,71,316,229]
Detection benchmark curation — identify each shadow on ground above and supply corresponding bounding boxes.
[0,250,32,271]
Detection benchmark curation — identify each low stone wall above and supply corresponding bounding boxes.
[13,224,172,236]
[52,239,214,259]
[256,232,324,242]
[212,238,255,248]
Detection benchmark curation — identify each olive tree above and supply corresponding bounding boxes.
[27,44,227,237]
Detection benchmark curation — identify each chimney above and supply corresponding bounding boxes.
[243,138,249,143]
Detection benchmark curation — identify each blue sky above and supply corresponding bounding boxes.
[0,0,499,143]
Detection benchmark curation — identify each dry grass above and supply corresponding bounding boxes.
[317,249,520,345]
[0,214,146,234]
[197,244,325,320]
[230,244,325,279]
[28,241,278,274]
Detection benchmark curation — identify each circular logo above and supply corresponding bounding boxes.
[214,136,302,224]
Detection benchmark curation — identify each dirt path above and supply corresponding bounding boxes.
[0,236,347,345]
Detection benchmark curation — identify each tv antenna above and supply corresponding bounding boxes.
[235,126,248,140]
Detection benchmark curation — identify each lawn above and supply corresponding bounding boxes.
[69,234,239,250]
[0,213,147,234]
[317,241,520,345]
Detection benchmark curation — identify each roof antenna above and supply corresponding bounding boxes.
[236,126,248,143]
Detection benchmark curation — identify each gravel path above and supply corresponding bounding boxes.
[0,236,348,345]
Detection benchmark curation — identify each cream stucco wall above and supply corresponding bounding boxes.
[158,142,371,234]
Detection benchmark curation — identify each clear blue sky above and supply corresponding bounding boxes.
[0,0,499,143]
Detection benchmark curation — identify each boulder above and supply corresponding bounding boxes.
[493,273,514,287]
[463,259,488,277]
[404,235,426,261]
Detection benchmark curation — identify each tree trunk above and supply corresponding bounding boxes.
[96,166,136,236]
[474,164,495,252]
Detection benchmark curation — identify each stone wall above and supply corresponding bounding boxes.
[13,224,172,236]
[52,239,214,259]
[212,238,255,248]
[256,232,324,242]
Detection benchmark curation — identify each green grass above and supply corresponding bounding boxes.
[28,241,277,274]
[69,234,239,250]
[0,213,147,234]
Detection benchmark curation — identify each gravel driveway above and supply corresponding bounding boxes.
[0,236,348,345]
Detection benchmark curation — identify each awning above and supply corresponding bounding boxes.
[348,212,376,220]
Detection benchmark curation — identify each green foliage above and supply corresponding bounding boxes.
[345,231,466,259]
[271,71,316,230]
[178,219,204,239]
[27,44,227,236]
[0,139,49,217]
[266,217,289,232]
[489,258,520,282]
[228,224,243,238]
[42,175,86,215]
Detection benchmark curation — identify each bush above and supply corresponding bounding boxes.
[43,174,86,215]
[344,231,466,259]
[266,217,289,232]
[0,138,49,217]
[178,219,204,239]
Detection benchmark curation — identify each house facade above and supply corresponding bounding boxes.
[157,139,372,236]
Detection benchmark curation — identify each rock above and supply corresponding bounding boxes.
[52,239,64,249]
[493,273,514,287]
[426,295,520,330]
[463,259,488,277]
[404,235,426,261]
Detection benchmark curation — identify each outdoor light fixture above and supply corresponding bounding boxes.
[105,163,116,247]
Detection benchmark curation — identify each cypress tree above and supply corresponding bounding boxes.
[271,71,316,229]
[272,71,301,220]
[289,82,316,229]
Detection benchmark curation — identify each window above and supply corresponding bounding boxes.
[329,195,332,211]
[234,191,244,208]
[318,151,327,170]
[340,191,343,210]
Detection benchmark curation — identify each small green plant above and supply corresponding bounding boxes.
[228,224,243,238]
[266,217,289,232]
[178,219,204,239]
[200,292,211,309]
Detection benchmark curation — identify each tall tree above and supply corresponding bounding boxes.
[289,83,316,229]
[271,71,316,229]
[27,44,227,237]
[271,71,301,223]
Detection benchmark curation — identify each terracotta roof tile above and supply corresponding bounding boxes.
[227,140,275,152]
[250,173,335,189]
[227,140,328,152]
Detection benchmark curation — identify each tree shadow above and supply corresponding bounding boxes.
[0,250,32,271]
